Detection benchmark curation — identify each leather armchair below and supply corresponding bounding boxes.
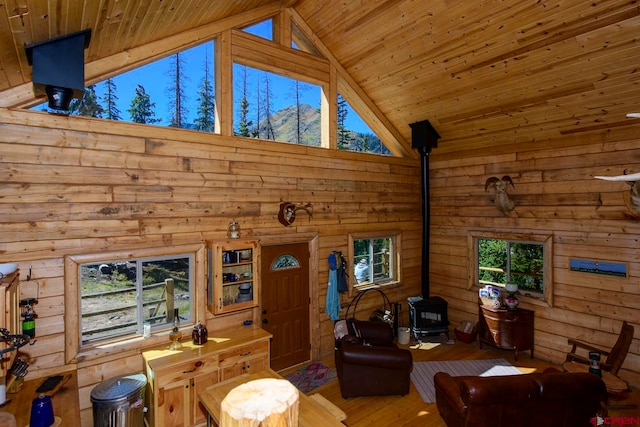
[434,370,606,427]
[335,320,413,398]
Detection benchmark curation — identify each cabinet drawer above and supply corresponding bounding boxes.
[219,341,269,367]
[156,357,219,387]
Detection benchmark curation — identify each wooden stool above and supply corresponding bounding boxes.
[221,378,299,426]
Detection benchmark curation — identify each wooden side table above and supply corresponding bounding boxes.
[478,304,534,361]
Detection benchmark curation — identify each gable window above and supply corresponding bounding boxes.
[468,231,553,307]
[348,231,401,291]
[337,94,391,156]
[233,64,321,145]
[32,41,216,131]
[65,244,205,363]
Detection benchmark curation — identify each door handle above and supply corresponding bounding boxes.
[263,318,268,324]
[262,309,267,315]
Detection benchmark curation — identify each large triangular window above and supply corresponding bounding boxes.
[31,41,216,132]
[338,94,392,156]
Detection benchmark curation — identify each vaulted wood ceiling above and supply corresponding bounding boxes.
[1,0,639,155]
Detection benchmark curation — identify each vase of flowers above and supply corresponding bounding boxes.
[504,284,519,310]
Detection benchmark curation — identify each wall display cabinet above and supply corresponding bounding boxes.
[143,326,271,427]
[478,303,534,361]
[207,239,260,315]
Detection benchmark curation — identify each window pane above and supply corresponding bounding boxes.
[337,93,392,155]
[242,19,272,41]
[233,64,321,145]
[509,242,544,293]
[80,262,139,344]
[141,256,192,325]
[477,238,507,286]
[80,255,192,345]
[30,42,216,132]
[477,238,544,294]
[353,236,394,285]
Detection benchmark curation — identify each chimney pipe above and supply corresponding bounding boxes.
[410,120,440,298]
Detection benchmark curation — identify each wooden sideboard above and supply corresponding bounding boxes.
[478,304,534,361]
[142,326,271,427]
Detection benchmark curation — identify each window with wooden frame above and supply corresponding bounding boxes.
[64,244,206,363]
[468,231,553,307]
[20,12,408,156]
[348,231,401,292]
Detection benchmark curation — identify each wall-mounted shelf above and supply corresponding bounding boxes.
[207,240,260,315]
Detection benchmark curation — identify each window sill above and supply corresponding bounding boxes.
[73,327,192,364]
[354,280,401,292]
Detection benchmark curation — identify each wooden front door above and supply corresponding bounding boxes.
[261,242,310,371]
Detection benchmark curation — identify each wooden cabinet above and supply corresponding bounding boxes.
[207,239,260,315]
[0,270,20,377]
[143,326,271,427]
[219,339,269,381]
[478,304,534,361]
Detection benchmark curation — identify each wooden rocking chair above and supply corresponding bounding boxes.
[565,321,634,376]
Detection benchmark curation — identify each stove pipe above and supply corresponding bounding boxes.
[410,120,440,298]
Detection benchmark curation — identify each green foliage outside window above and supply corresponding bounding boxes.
[353,237,393,285]
[477,238,544,294]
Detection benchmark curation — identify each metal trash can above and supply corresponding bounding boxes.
[91,373,147,427]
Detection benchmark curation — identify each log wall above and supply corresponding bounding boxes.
[3,107,640,424]
[0,108,423,425]
[429,126,640,388]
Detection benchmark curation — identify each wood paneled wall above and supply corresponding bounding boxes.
[429,126,640,388]
[0,108,423,424]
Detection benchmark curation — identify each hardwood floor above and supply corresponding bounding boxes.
[280,338,640,427]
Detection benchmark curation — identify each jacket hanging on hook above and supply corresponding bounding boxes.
[336,251,348,293]
[326,252,341,321]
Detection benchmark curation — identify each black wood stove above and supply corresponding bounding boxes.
[407,295,449,340]
[408,121,449,341]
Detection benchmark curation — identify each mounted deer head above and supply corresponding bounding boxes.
[278,202,313,226]
[594,170,640,215]
[485,175,515,215]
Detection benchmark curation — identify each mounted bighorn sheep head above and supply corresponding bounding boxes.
[278,202,313,226]
[485,176,515,215]
[594,170,640,216]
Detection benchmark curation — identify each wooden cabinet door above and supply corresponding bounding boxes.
[244,353,268,374]
[159,379,191,427]
[207,239,260,315]
[193,373,219,426]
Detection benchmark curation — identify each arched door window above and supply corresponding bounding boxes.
[271,254,300,271]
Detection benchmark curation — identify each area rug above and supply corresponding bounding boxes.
[410,358,522,403]
[284,362,337,394]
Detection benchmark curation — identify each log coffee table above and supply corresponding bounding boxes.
[198,368,345,427]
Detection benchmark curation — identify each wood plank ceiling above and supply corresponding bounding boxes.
[1,0,639,154]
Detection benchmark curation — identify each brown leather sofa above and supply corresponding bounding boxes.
[434,370,606,427]
[334,320,413,398]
